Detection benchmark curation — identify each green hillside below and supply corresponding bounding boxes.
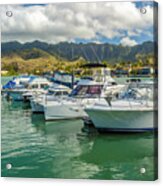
[1,41,157,76]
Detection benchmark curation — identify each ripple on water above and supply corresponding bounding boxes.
[1,90,157,180]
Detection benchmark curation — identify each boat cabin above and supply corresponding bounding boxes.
[47,84,71,96]
[70,79,103,98]
[27,78,52,90]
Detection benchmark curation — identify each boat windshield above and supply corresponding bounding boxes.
[40,84,50,89]
[47,90,69,96]
[70,85,102,98]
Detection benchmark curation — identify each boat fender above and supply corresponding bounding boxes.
[105,97,112,107]
[70,107,79,112]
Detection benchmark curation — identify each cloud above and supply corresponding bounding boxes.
[0,2,154,44]
[120,37,137,46]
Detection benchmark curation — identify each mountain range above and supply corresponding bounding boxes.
[1,40,155,64]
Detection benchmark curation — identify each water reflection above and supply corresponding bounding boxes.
[30,113,157,180]
[2,98,31,111]
[31,114,83,135]
[77,133,157,180]
[1,97,157,180]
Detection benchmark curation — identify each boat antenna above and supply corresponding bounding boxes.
[90,45,101,64]
[71,44,74,61]
[80,45,90,62]
[71,44,74,88]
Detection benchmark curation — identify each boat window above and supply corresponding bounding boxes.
[87,85,101,94]
[63,91,69,95]
[55,92,62,96]
[78,86,88,95]
[126,79,141,83]
[47,90,54,95]
[40,84,49,89]
[111,82,117,85]
[70,85,102,97]
[31,84,38,89]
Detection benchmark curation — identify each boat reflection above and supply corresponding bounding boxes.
[31,114,83,135]
[4,99,31,110]
[77,133,157,180]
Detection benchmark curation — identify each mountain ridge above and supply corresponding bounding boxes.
[1,40,155,64]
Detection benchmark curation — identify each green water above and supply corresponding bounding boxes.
[1,77,158,180]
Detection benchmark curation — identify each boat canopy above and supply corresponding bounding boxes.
[80,63,107,68]
[3,80,16,89]
[77,79,104,86]
[70,83,102,97]
[28,77,51,84]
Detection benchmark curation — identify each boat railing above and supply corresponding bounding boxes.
[126,86,153,108]
[103,82,153,108]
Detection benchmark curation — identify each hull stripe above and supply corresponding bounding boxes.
[97,127,157,132]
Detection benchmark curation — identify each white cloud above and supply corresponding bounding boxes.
[120,37,137,46]
[0,2,154,43]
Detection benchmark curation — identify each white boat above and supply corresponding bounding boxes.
[13,75,35,86]
[85,84,157,132]
[22,91,46,102]
[43,79,101,120]
[2,75,36,92]
[43,68,125,121]
[30,84,71,113]
[9,77,52,101]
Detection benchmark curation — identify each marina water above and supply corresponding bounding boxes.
[1,77,157,180]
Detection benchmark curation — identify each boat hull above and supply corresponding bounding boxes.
[9,91,24,101]
[30,100,44,113]
[85,109,156,132]
[44,103,87,121]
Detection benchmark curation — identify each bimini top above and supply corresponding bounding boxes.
[28,77,52,85]
[80,63,107,68]
[77,79,104,86]
[49,84,72,92]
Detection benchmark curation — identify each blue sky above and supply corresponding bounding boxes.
[75,1,156,45]
[135,1,154,8]
[75,28,154,45]
[22,4,47,7]
[1,1,156,46]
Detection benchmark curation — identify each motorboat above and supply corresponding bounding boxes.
[43,68,125,121]
[85,100,155,132]
[8,77,52,101]
[30,84,71,113]
[85,82,157,132]
[43,79,102,120]
[2,75,36,92]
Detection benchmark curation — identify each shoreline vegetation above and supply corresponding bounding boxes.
[1,41,157,77]
[1,53,156,77]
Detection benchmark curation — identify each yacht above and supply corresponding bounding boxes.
[30,84,71,113]
[8,77,52,101]
[44,79,102,120]
[85,82,157,132]
[2,75,36,92]
[43,67,125,121]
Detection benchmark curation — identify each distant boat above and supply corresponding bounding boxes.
[8,77,52,101]
[51,71,79,88]
[2,75,36,90]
